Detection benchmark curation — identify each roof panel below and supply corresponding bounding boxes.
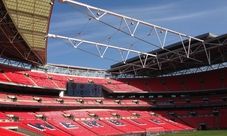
[22,34,46,48]
[2,0,53,64]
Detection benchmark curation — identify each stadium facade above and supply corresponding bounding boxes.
[0,0,226,135]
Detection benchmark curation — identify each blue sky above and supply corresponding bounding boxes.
[47,0,227,69]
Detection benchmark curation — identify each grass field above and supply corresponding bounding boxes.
[159,130,227,136]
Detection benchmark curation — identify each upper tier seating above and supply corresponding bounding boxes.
[0,73,10,83]
[161,76,185,91]
[26,71,58,88]
[144,78,167,91]
[107,79,133,92]
[91,78,116,91]
[0,66,34,85]
[201,70,222,89]
[47,73,70,88]
[1,65,227,92]
[124,78,150,92]
[178,74,203,91]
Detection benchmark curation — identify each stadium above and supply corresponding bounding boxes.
[0,0,226,135]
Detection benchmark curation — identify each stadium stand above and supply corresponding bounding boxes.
[26,71,58,88]
[0,66,34,85]
[123,78,149,92]
[0,0,226,135]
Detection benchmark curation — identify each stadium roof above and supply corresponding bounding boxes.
[0,0,53,66]
[108,33,227,77]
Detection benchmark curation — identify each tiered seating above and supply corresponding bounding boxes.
[35,111,96,135]
[48,118,96,136]
[0,112,9,122]
[201,70,222,89]
[99,99,120,107]
[91,78,116,91]
[0,122,53,135]
[0,127,26,136]
[0,109,194,135]
[124,118,160,130]
[77,119,124,135]
[180,74,203,91]
[195,109,212,115]
[144,78,167,91]
[159,116,193,130]
[47,73,69,88]
[36,111,65,119]
[125,78,150,92]
[26,71,58,88]
[101,119,145,134]
[161,76,185,91]
[108,79,132,92]
[179,116,217,129]
[88,110,113,119]
[222,68,227,88]
[80,98,99,107]
[21,119,70,136]
[71,76,88,83]
[173,110,190,116]
[36,96,64,106]
[0,73,10,83]
[110,110,133,118]
[61,97,87,107]
[145,116,182,132]
[130,110,152,118]
[63,110,91,119]
[120,99,139,106]
[0,93,20,105]
[4,112,36,120]
[218,114,227,129]
[136,99,153,106]
[0,93,8,99]
[15,94,42,106]
[0,66,34,85]
[117,78,144,92]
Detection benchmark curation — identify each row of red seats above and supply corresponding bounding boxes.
[1,65,227,92]
[0,92,154,108]
[0,92,226,109]
[0,110,193,135]
[155,108,227,129]
[120,68,227,92]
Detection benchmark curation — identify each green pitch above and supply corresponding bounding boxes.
[159,130,227,136]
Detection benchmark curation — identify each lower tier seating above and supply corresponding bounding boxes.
[0,109,194,135]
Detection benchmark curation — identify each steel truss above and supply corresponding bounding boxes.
[42,64,107,77]
[54,0,222,75]
[0,57,32,69]
[0,7,42,65]
[47,34,156,68]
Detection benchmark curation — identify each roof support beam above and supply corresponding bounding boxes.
[59,0,204,49]
[47,33,157,66]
